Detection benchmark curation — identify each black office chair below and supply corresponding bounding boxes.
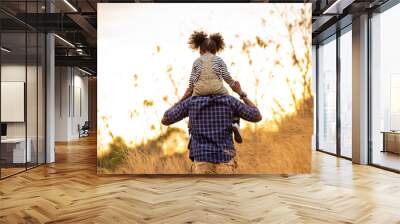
[79,121,90,138]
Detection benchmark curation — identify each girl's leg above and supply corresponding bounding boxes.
[232,117,242,143]
[188,120,192,149]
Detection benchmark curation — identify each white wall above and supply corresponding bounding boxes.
[1,63,46,164]
[55,67,89,141]
[1,65,38,138]
[72,73,89,138]
[1,65,26,138]
[55,67,69,141]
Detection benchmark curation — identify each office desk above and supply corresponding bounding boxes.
[1,138,31,164]
[381,131,400,154]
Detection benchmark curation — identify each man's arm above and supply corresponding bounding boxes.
[161,98,190,125]
[241,95,257,109]
[230,82,262,122]
[238,96,262,122]
[231,97,262,122]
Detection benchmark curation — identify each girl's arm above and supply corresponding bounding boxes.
[177,60,198,103]
[214,57,236,89]
[214,57,246,97]
[180,87,193,102]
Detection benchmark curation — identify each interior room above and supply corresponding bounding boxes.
[0,0,400,223]
[0,26,46,178]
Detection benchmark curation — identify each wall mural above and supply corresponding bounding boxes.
[97,3,313,174]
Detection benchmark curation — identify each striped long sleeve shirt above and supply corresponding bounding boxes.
[188,54,235,89]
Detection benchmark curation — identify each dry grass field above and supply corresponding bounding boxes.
[98,95,313,174]
[235,97,313,174]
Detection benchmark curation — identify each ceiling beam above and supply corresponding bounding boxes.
[323,0,356,14]
[312,15,335,33]
[55,55,96,71]
[67,13,97,39]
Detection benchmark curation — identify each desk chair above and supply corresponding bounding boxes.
[79,121,90,138]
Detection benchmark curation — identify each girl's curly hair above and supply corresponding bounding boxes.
[188,31,225,54]
[209,33,225,52]
[188,31,207,50]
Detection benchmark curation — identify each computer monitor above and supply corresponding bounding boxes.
[1,123,7,137]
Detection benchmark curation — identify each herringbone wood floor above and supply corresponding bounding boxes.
[1,135,400,224]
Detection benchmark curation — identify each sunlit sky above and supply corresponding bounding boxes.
[98,3,311,152]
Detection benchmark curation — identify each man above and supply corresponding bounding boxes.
[161,82,262,174]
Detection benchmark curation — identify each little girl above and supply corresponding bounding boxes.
[180,31,243,143]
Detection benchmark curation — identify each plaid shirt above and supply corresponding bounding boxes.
[163,95,261,163]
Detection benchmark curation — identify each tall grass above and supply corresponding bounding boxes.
[98,95,312,174]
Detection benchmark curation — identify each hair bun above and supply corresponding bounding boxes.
[188,31,207,50]
[209,33,225,52]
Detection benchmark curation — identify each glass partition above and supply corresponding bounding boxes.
[27,31,38,169]
[1,31,28,177]
[317,35,337,154]
[0,1,46,179]
[371,3,400,171]
[339,27,352,158]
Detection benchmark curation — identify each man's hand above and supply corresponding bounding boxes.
[162,98,190,126]
[232,81,258,111]
[230,81,244,96]
[161,116,171,126]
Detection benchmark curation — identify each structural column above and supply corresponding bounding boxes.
[46,0,55,163]
[352,14,369,164]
